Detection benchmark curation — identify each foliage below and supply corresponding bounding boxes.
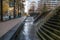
[41,3,48,16]
[41,3,48,13]
[3,1,9,13]
[52,6,60,15]
[55,6,60,13]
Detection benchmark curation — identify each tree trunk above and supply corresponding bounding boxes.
[1,0,3,21]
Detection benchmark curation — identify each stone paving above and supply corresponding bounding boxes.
[0,16,26,38]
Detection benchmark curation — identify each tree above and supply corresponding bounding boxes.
[42,3,48,13]
[3,1,9,15]
[41,3,48,17]
[54,6,60,15]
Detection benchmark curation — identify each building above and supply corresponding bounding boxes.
[38,0,60,11]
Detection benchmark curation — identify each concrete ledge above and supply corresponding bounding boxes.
[0,18,26,40]
[0,21,24,40]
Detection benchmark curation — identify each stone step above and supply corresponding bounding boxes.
[49,19,60,22]
[40,26,60,40]
[42,25,60,36]
[45,23,60,30]
[47,21,60,26]
[39,28,54,40]
[37,31,46,40]
[51,17,60,19]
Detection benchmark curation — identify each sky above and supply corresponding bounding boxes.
[24,0,39,13]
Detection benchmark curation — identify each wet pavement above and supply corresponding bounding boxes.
[16,16,39,40]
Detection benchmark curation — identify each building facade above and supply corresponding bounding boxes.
[38,0,60,11]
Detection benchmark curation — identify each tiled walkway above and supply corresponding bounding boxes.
[0,16,26,38]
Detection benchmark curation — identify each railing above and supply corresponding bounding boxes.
[36,6,60,40]
[36,8,57,31]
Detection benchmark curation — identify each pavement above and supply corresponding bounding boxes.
[0,16,26,38]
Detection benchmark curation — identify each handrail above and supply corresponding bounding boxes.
[36,9,57,31]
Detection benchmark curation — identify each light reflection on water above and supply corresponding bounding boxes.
[22,17,34,40]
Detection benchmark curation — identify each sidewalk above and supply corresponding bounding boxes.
[0,16,26,38]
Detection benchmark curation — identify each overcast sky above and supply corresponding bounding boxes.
[25,0,39,13]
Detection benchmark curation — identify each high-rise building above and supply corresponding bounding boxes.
[38,0,60,10]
